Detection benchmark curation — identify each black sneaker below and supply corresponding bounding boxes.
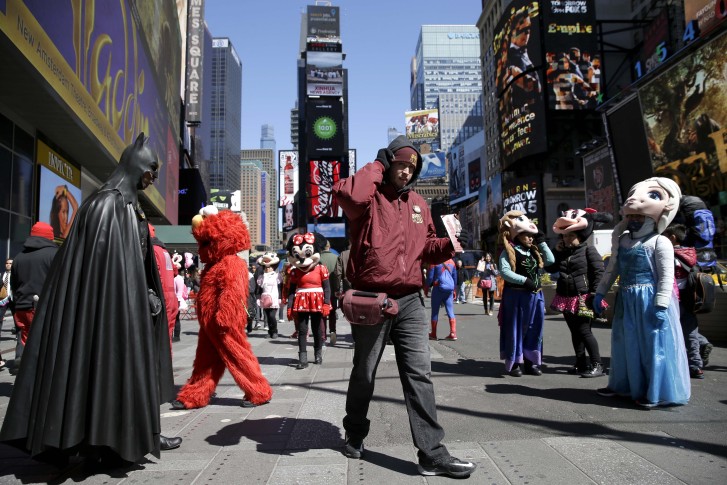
[596,387,616,397]
[689,368,704,379]
[418,457,477,478]
[701,343,713,367]
[343,434,364,459]
[581,363,604,378]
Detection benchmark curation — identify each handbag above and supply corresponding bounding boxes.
[260,293,274,309]
[478,278,492,290]
[342,289,399,325]
[576,294,594,319]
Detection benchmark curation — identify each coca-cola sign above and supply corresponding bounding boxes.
[308,159,341,219]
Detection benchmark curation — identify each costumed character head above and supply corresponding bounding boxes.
[184,252,194,269]
[260,252,280,269]
[191,205,251,265]
[498,210,543,269]
[608,176,681,266]
[286,232,326,273]
[552,208,613,244]
[106,132,159,202]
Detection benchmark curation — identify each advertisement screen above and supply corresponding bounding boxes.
[639,32,727,204]
[494,1,547,168]
[282,201,297,232]
[37,140,83,243]
[684,0,727,37]
[405,109,439,145]
[493,0,543,97]
[502,175,544,228]
[209,189,233,211]
[583,145,619,228]
[306,51,343,96]
[307,222,346,239]
[633,8,672,80]
[479,173,503,233]
[542,0,601,110]
[306,99,344,156]
[306,5,340,41]
[419,152,446,180]
[279,151,299,207]
[308,159,343,219]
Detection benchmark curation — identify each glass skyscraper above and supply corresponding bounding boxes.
[208,38,242,191]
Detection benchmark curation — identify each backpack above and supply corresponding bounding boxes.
[436,264,455,291]
[680,196,717,268]
[678,256,717,314]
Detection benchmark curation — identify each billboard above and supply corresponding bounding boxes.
[306,51,343,96]
[184,0,204,123]
[36,140,82,243]
[282,201,297,232]
[306,98,344,156]
[583,145,619,228]
[479,173,503,233]
[542,0,601,110]
[633,8,672,80]
[0,0,181,222]
[640,31,727,204]
[279,151,299,207]
[405,109,439,145]
[419,152,447,180]
[494,1,548,168]
[308,159,343,219]
[684,0,727,38]
[502,175,544,228]
[209,189,234,211]
[348,149,357,175]
[306,5,340,41]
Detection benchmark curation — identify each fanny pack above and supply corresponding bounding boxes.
[341,290,399,325]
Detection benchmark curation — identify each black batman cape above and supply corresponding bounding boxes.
[0,188,175,463]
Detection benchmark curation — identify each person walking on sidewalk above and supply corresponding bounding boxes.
[549,208,612,377]
[479,253,498,315]
[7,223,58,375]
[1,259,13,358]
[454,259,469,304]
[319,240,340,345]
[332,135,476,479]
[426,259,458,340]
[497,211,554,377]
[256,252,282,339]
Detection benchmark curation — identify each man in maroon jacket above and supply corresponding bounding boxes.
[333,136,475,479]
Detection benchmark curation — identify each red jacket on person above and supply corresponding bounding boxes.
[333,159,454,296]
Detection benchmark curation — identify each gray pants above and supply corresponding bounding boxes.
[342,292,450,465]
[679,301,702,370]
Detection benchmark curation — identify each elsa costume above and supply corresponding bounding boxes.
[596,217,690,406]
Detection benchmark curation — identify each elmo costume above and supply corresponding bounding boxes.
[173,206,272,409]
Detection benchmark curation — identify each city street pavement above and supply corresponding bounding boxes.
[0,299,726,484]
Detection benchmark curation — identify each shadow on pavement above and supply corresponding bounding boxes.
[359,448,419,476]
[206,418,340,453]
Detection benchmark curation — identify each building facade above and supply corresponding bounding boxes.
[260,124,276,151]
[241,149,279,247]
[208,38,242,191]
[239,161,263,246]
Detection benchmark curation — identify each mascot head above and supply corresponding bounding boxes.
[621,176,681,235]
[260,251,280,269]
[498,210,543,269]
[191,205,251,264]
[552,208,613,241]
[286,232,326,273]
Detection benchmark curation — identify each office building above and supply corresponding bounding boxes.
[260,124,276,151]
[208,38,242,191]
[240,161,263,246]
[241,149,278,246]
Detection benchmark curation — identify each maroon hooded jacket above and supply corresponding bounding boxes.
[333,140,454,296]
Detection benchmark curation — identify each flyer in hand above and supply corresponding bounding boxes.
[441,214,463,253]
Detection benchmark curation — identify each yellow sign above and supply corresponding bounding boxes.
[36,140,81,187]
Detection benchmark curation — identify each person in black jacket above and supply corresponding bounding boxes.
[8,222,58,374]
[549,209,612,377]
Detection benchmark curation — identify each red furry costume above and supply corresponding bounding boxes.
[174,207,273,408]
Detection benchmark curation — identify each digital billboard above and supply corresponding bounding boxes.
[494,0,548,168]
[633,8,672,80]
[282,201,297,232]
[36,140,82,243]
[502,175,544,228]
[306,5,340,41]
[405,109,439,145]
[639,31,727,204]
[279,151,299,207]
[419,152,447,180]
[493,0,543,97]
[542,0,600,110]
[0,0,181,222]
[306,51,343,96]
[583,145,619,228]
[306,99,344,156]
[479,173,503,233]
[684,0,727,38]
[308,159,343,219]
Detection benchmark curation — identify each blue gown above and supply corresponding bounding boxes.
[609,240,690,405]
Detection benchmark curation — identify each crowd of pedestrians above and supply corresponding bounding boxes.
[0,135,720,479]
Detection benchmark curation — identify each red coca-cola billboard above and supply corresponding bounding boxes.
[307,159,342,219]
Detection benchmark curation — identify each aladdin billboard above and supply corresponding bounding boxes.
[0,0,182,223]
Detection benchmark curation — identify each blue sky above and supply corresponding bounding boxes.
[204,0,482,169]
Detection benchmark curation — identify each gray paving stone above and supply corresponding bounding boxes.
[544,436,684,485]
[193,449,279,483]
[342,444,422,484]
[269,463,347,484]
